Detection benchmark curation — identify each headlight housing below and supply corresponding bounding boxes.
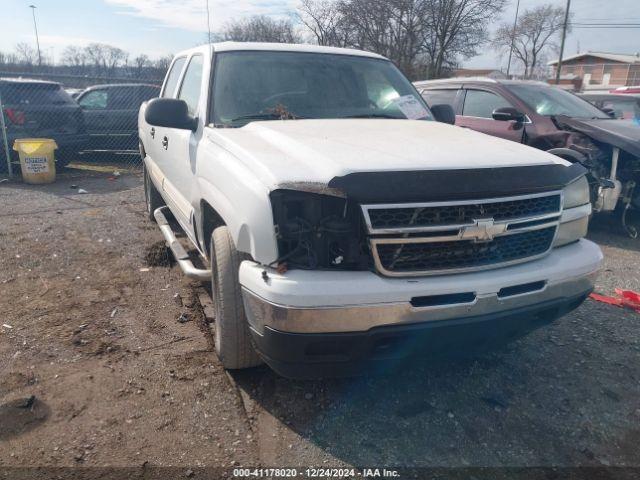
[562,175,590,209]
[270,190,369,270]
[554,175,591,247]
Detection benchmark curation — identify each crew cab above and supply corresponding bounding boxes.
[139,43,603,378]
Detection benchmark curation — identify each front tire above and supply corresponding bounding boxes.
[143,163,164,221]
[210,226,263,370]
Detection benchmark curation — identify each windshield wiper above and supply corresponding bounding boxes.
[228,111,308,124]
[342,113,401,119]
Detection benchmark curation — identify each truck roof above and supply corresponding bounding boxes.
[177,42,386,61]
[413,77,550,88]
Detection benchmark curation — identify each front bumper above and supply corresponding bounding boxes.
[240,239,602,378]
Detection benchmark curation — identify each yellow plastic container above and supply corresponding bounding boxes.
[13,138,58,184]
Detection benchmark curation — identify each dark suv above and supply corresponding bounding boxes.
[0,78,88,172]
[414,78,640,231]
[76,84,160,152]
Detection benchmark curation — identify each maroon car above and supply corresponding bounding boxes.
[414,78,640,236]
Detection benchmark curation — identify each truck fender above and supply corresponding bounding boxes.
[196,177,278,265]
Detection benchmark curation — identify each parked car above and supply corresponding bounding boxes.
[76,83,160,152]
[138,43,602,378]
[415,78,640,235]
[0,78,88,172]
[65,88,83,99]
[579,93,640,121]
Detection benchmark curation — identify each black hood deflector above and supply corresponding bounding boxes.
[328,163,587,203]
[555,116,640,158]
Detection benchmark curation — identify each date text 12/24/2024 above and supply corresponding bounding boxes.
[232,468,400,478]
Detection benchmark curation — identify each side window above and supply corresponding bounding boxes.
[107,87,135,109]
[463,89,512,119]
[79,89,108,110]
[178,55,204,115]
[421,89,458,108]
[162,57,187,98]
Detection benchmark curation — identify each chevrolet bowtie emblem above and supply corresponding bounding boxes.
[460,219,507,242]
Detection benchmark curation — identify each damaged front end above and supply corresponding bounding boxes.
[548,116,640,237]
[269,188,371,272]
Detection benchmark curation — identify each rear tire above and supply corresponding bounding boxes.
[210,226,263,370]
[143,163,165,222]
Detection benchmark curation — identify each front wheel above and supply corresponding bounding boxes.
[210,226,263,370]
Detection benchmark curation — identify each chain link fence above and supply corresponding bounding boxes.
[0,74,162,178]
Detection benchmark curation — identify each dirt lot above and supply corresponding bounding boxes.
[1,167,639,477]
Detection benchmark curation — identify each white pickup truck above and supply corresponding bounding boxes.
[139,42,603,378]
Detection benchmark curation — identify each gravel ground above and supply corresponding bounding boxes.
[1,167,639,476]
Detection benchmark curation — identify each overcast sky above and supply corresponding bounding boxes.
[1,0,639,73]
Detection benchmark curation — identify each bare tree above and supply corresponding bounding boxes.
[81,43,128,75]
[84,43,108,69]
[61,46,87,67]
[15,42,37,65]
[296,0,504,79]
[493,4,568,78]
[154,54,174,72]
[298,0,350,47]
[104,45,128,72]
[222,15,302,43]
[424,0,506,78]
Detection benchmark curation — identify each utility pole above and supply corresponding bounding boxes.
[555,0,571,84]
[29,5,42,67]
[506,0,521,78]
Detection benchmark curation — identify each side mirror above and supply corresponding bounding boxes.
[430,104,456,125]
[492,107,526,123]
[145,98,197,131]
[601,107,617,118]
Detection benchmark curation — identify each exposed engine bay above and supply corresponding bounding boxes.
[543,116,640,237]
[269,189,370,271]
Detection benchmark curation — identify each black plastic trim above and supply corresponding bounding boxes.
[328,163,587,203]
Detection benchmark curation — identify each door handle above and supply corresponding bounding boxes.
[150,127,155,139]
[162,136,169,150]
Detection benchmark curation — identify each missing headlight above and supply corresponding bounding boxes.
[270,189,370,270]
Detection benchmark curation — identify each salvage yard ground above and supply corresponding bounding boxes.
[1,166,640,473]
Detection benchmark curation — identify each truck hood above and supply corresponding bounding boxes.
[206,119,567,189]
[554,116,640,158]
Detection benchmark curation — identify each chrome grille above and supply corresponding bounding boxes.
[363,191,562,277]
[375,227,556,274]
[366,195,561,232]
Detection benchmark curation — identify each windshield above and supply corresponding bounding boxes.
[505,84,610,119]
[211,51,432,127]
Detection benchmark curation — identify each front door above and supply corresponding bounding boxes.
[160,53,205,233]
[457,88,525,143]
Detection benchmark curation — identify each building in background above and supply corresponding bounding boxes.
[548,52,640,92]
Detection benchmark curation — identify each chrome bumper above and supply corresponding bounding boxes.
[242,270,598,334]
